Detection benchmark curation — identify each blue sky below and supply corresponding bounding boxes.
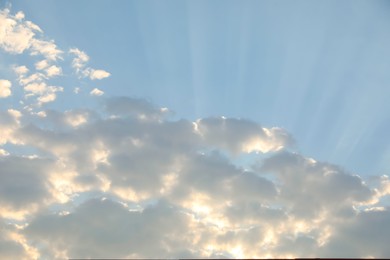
[1,1,390,258]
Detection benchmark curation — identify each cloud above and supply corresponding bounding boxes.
[195,117,293,154]
[30,39,62,61]
[0,8,110,110]
[89,69,110,80]
[22,81,63,105]
[90,88,104,96]
[0,219,33,259]
[0,9,36,54]
[69,48,111,80]
[0,79,12,98]
[320,208,390,258]
[24,198,201,259]
[259,152,375,219]
[45,65,62,77]
[0,9,60,60]
[13,65,29,76]
[69,48,89,73]
[0,156,53,215]
[34,60,49,70]
[0,97,389,258]
[0,109,22,145]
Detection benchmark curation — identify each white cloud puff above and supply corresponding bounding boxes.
[90,88,104,96]
[0,9,35,54]
[89,69,111,80]
[0,79,12,98]
[45,65,62,77]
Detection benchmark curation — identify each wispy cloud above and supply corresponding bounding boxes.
[69,48,111,80]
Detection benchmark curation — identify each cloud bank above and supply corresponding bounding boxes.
[1,7,390,259]
[1,95,389,259]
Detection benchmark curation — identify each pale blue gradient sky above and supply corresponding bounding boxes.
[3,0,390,176]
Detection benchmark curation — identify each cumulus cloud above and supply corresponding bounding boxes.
[0,9,60,59]
[45,65,62,77]
[0,96,388,258]
[0,79,12,98]
[0,9,36,54]
[89,69,110,80]
[90,88,104,96]
[13,65,29,76]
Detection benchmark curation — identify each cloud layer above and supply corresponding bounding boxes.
[0,95,389,259]
[1,7,390,260]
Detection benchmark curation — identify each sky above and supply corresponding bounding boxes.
[1,0,390,258]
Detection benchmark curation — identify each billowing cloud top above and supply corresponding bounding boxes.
[1,7,390,260]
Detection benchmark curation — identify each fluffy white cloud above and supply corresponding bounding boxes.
[0,9,61,60]
[34,60,49,70]
[45,65,62,77]
[90,88,104,96]
[35,61,61,77]
[89,69,110,80]
[0,79,12,98]
[13,65,29,76]
[30,39,62,61]
[0,9,35,54]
